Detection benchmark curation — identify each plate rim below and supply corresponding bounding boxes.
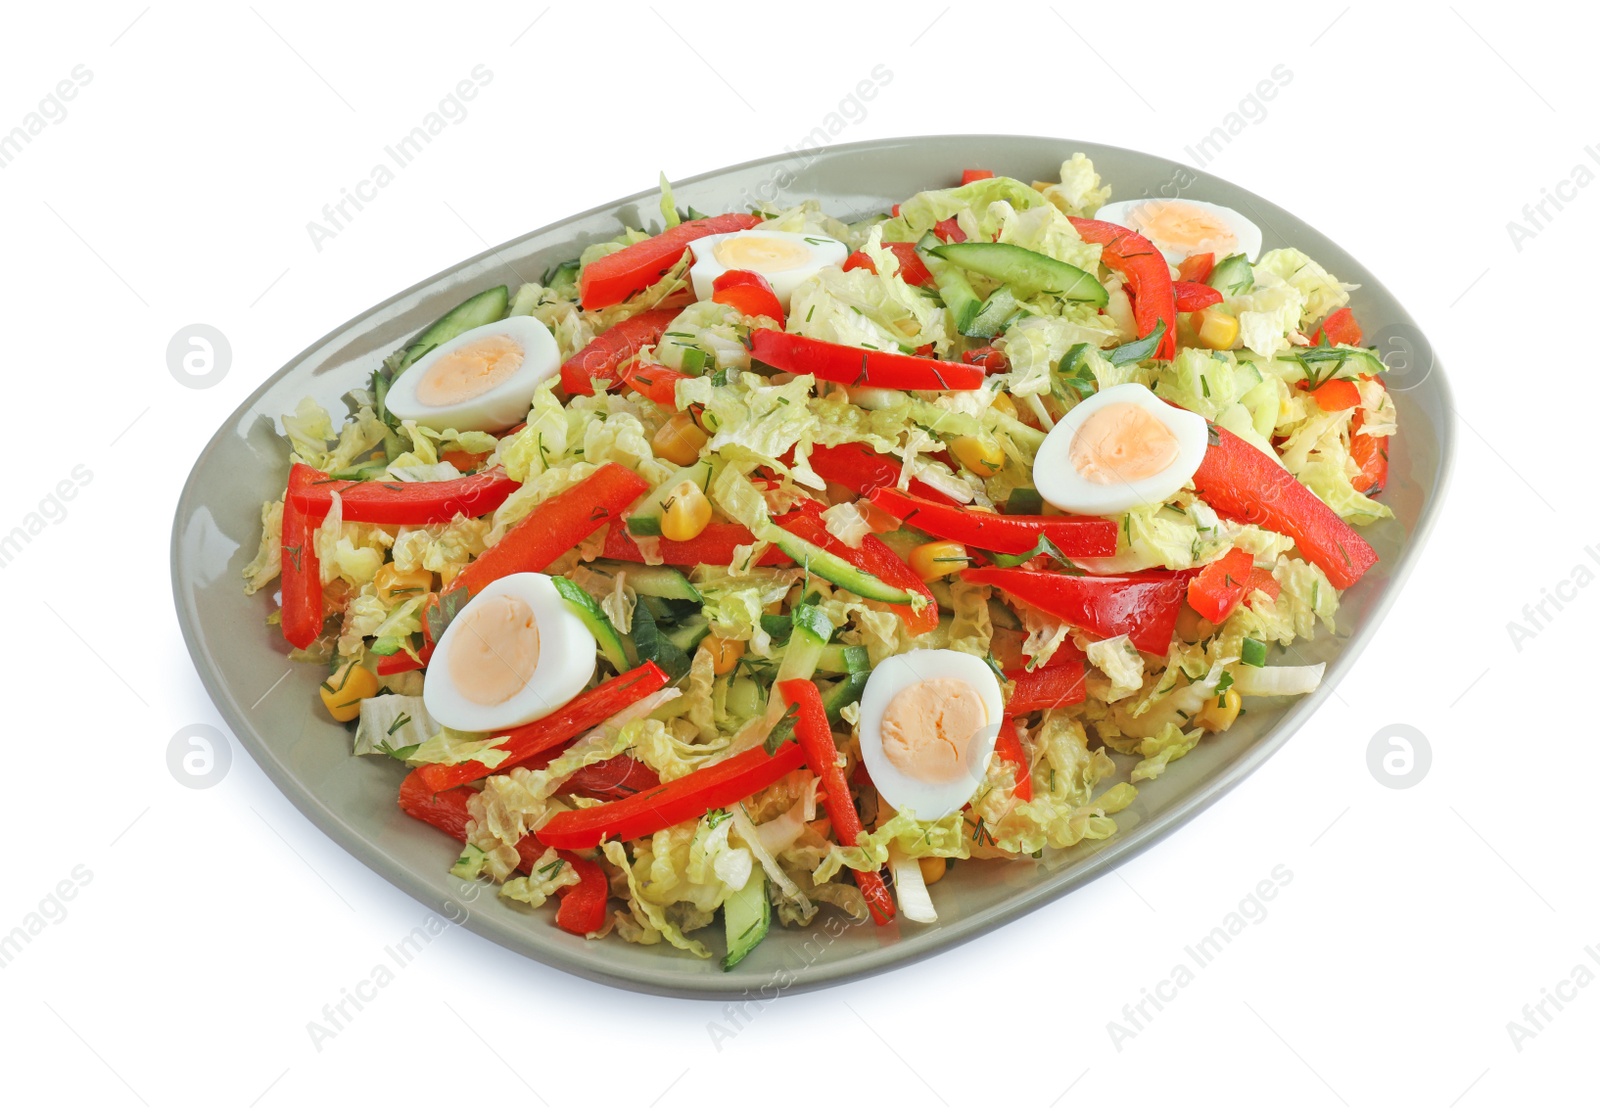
[171,132,1456,998]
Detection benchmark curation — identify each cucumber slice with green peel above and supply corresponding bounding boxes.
[551,577,632,672]
[722,871,770,971]
[816,643,870,675]
[917,233,982,333]
[541,259,580,289]
[725,674,764,722]
[820,670,870,725]
[589,561,702,603]
[1208,254,1253,297]
[763,526,917,605]
[662,615,712,656]
[775,602,832,683]
[931,242,1107,305]
[395,285,510,372]
[626,459,716,536]
[745,640,869,676]
[964,285,1022,339]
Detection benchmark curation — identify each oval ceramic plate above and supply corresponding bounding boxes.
[172,135,1453,998]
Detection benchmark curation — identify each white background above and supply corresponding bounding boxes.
[1,2,1592,1110]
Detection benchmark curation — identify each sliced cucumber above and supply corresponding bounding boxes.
[775,603,832,683]
[964,285,1021,339]
[627,460,715,536]
[818,643,870,675]
[590,561,702,603]
[931,242,1106,305]
[722,871,770,971]
[396,285,509,372]
[726,674,764,722]
[820,670,869,725]
[917,232,982,333]
[1208,254,1253,297]
[746,640,869,676]
[764,526,917,606]
[541,259,580,289]
[662,614,712,656]
[552,577,631,672]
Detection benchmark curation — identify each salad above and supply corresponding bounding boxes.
[243,155,1395,969]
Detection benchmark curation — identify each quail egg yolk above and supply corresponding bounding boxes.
[415,335,525,407]
[880,678,988,782]
[713,235,813,273]
[1126,200,1239,257]
[447,594,540,706]
[1069,402,1181,486]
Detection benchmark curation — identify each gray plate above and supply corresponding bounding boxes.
[171,135,1453,998]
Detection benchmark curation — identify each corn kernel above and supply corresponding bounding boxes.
[700,634,744,676]
[652,411,708,467]
[918,857,947,885]
[321,661,379,723]
[909,541,969,581]
[1195,688,1242,733]
[660,481,712,542]
[373,563,432,608]
[950,433,1005,478]
[1196,306,1239,350]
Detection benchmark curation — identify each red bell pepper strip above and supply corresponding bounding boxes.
[281,462,326,649]
[559,307,681,396]
[1177,252,1215,284]
[1349,413,1389,495]
[1004,660,1088,715]
[601,522,791,567]
[1185,547,1256,625]
[779,679,896,925]
[774,503,938,635]
[1067,217,1178,360]
[448,462,649,599]
[620,361,691,409]
[376,640,434,676]
[438,447,491,473]
[749,329,985,391]
[554,852,609,935]
[712,269,785,325]
[1190,423,1378,590]
[962,345,1009,373]
[397,770,545,873]
[416,662,671,793]
[963,566,1191,654]
[293,466,521,525]
[1309,307,1363,347]
[1173,281,1222,313]
[933,217,966,244]
[868,486,1118,559]
[960,168,995,185]
[578,213,761,310]
[991,718,1033,802]
[557,754,661,801]
[536,741,806,848]
[805,442,958,505]
[1244,567,1281,602]
[1304,377,1361,412]
[842,242,934,287]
